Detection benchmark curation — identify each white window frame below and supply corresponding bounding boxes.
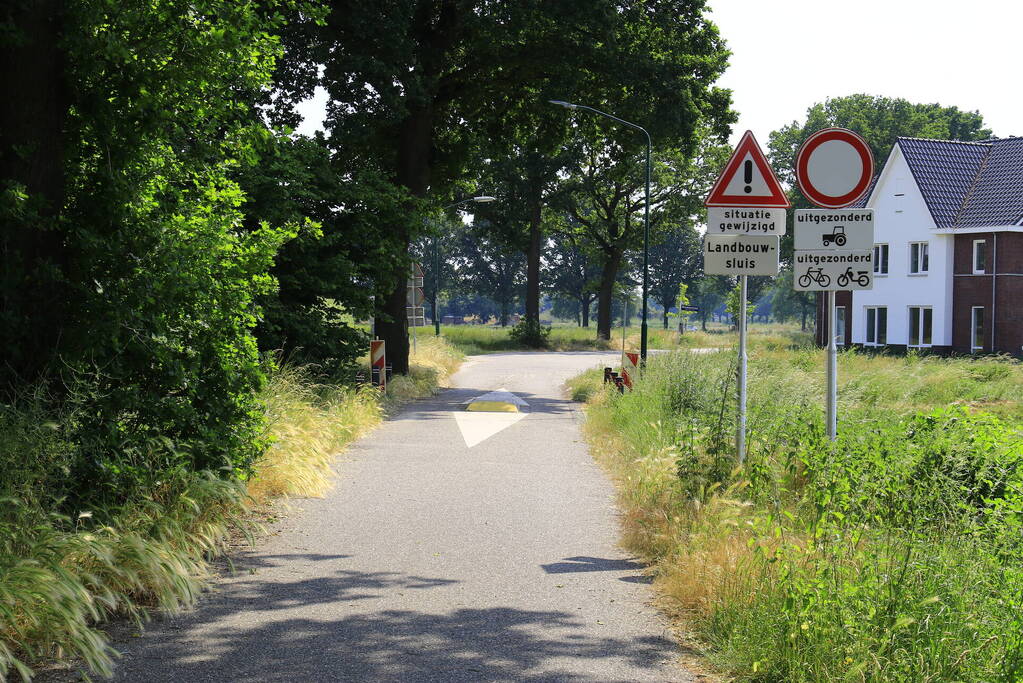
[973,240,987,274]
[835,306,846,347]
[873,243,889,275]
[909,242,929,275]
[971,306,985,353]
[908,306,933,348]
[864,306,887,346]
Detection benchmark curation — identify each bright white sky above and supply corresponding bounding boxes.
[708,0,1022,145]
[297,1,1022,143]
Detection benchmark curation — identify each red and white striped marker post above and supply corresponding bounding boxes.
[621,351,639,390]
[370,340,386,391]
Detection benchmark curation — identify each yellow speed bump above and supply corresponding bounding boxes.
[466,401,519,413]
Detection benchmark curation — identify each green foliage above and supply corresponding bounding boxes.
[583,347,1023,680]
[724,280,755,325]
[0,472,249,680]
[508,319,551,349]
[238,134,411,372]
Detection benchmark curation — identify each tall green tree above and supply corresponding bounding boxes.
[237,134,408,370]
[545,228,601,328]
[1,1,308,508]
[560,143,718,339]
[647,224,702,329]
[279,0,733,372]
[449,219,525,327]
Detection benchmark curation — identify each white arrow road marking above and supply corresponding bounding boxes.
[454,389,529,448]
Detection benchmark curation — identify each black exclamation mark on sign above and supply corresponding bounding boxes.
[743,159,753,193]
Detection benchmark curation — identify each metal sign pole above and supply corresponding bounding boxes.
[826,290,838,440]
[737,275,748,463]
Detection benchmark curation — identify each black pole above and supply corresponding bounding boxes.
[641,131,650,363]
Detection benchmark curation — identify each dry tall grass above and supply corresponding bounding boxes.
[249,336,464,503]
[2,338,463,680]
[578,346,1023,680]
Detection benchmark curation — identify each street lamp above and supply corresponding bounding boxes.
[549,100,651,363]
[433,196,496,336]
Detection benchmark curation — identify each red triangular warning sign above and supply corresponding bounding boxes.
[704,131,790,208]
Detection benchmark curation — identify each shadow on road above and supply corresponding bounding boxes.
[78,564,680,682]
[540,556,646,574]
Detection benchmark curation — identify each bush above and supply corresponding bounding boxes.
[508,319,551,348]
[581,347,1023,680]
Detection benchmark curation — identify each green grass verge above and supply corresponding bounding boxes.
[578,344,1023,681]
[436,321,809,355]
[1,338,463,680]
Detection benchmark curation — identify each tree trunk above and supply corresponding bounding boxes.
[0,0,68,390]
[595,250,622,340]
[380,103,434,375]
[581,298,590,327]
[663,310,669,329]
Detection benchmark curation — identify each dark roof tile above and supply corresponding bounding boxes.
[896,137,989,228]
[956,137,1023,227]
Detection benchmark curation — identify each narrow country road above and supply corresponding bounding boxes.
[81,352,695,682]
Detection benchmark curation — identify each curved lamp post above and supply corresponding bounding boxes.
[549,100,651,363]
[433,196,496,335]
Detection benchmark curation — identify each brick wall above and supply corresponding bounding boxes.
[952,232,1023,354]
[814,290,852,347]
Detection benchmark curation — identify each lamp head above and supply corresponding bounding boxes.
[548,100,577,109]
[472,196,496,203]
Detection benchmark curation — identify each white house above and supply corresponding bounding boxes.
[817,136,1023,355]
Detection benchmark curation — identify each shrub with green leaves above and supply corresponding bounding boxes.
[583,347,1023,680]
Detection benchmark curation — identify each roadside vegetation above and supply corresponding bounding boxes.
[576,341,1023,681]
[0,338,461,681]
[436,321,793,356]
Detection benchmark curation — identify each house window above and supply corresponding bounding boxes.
[873,244,889,275]
[973,240,987,274]
[908,306,932,347]
[971,307,985,352]
[910,242,929,274]
[836,307,846,346]
[865,307,887,345]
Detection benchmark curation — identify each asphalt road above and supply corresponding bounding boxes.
[76,352,695,682]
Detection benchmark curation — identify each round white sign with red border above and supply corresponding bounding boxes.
[795,128,874,209]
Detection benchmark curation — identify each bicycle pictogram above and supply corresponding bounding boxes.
[798,267,831,288]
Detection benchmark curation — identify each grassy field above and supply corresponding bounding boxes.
[432,320,808,355]
[575,340,1023,681]
[0,337,463,680]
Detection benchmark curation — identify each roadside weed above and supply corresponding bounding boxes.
[580,346,1023,681]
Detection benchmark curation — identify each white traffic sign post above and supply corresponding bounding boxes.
[792,251,873,291]
[703,234,780,276]
[706,207,786,236]
[704,130,789,463]
[796,128,874,209]
[794,128,874,441]
[793,209,874,251]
